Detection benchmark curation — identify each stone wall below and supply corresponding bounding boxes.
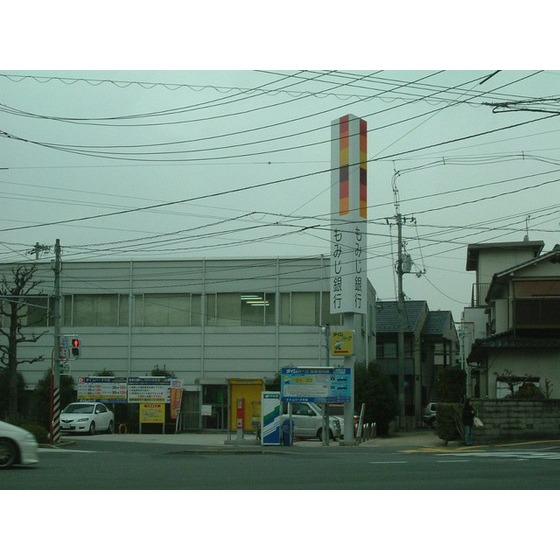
[474,399,560,443]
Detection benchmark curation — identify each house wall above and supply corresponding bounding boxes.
[484,348,560,398]
[475,246,540,304]
[474,398,560,443]
[494,297,510,333]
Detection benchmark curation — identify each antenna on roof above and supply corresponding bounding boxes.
[523,215,531,242]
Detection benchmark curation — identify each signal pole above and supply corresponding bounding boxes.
[51,239,62,444]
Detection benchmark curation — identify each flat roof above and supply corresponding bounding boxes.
[466,240,544,271]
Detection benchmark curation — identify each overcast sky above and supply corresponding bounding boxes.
[2,66,559,322]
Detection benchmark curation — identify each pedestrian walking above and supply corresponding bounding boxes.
[462,398,475,446]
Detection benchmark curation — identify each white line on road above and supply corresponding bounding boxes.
[39,448,98,454]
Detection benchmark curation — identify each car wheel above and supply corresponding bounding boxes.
[107,421,114,434]
[89,422,96,436]
[317,428,335,441]
[0,439,17,469]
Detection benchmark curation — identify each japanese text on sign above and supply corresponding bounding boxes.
[281,367,351,403]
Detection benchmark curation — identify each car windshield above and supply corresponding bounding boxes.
[64,404,94,414]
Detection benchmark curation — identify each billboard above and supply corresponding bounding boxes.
[127,377,172,403]
[280,367,351,403]
[77,376,128,403]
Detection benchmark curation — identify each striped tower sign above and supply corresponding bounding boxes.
[330,114,368,315]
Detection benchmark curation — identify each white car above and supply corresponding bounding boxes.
[281,401,341,440]
[60,402,115,435]
[0,420,39,469]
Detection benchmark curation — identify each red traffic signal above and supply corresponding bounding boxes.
[71,337,80,357]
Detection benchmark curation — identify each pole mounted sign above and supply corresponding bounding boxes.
[330,114,368,315]
[330,329,354,356]
[280,367,351,403]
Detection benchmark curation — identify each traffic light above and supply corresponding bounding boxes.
[71,337,80,358]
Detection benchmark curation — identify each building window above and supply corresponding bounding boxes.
[281,292,317,325]
[206,293,276,326]
[24,296,50,327]
[379,342,397,358]
[135,294,201,326]
[280,292,342,326]
[63,294,129,327]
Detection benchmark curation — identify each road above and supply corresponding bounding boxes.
[3,437,560,490]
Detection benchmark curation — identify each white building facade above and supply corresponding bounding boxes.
[3,256,376,430]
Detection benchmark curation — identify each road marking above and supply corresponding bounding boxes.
[441,451,560,461]
[39,448,97,454]
[369,461,408,464]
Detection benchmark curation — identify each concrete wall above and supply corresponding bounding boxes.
[474,399,560,443]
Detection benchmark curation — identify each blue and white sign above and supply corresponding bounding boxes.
[281,367,351,403]
[261,391,281,446]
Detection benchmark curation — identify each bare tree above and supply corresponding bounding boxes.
[0,264,48,419]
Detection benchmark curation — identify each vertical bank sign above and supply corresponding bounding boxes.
[330,114,367,315]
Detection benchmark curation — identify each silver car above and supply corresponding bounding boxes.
[0,421,39,469]
[422,402,438,428]
[281,401,341,440]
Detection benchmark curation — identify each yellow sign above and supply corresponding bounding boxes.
[140,403,165,424]
[330,330,354,356]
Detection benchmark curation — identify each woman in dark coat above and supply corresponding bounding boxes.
[462,398,475,446]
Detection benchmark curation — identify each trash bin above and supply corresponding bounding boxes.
[281,418,294,446]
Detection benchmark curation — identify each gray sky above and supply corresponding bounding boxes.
[3,67,559,322]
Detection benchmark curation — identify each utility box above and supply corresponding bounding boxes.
[227,378,265,436]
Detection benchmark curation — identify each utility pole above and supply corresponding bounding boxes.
[28,243,50,260]
[50,239,62,444]
[396,213,406,429]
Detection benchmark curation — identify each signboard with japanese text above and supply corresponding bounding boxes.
[77,377,128,403]
[280,367,351,403]
[127,377,171,404]
[139,403,165,424]
[330,330,354,356]
[330,114,367,315]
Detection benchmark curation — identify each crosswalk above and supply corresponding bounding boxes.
[441,450,560,461]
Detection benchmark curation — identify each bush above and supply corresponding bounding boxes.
[355,361,399,437]
[17,422,50,444]
[514,383,545,399]
[436,403,462,443]
[436,367,466,403]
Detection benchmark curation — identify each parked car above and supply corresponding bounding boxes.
[0,420,39,469]
[281,401,341,440]
[328,403,359,435]
[422,402,438,428]
[60,402,114,435]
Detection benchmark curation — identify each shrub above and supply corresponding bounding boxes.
[515,383,545,399]
[436,367,466,403]
[355,361,399,437]
[18,422,50,444]
[436,403,462,443]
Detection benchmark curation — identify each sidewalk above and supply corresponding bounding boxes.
[59,428,443,449]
